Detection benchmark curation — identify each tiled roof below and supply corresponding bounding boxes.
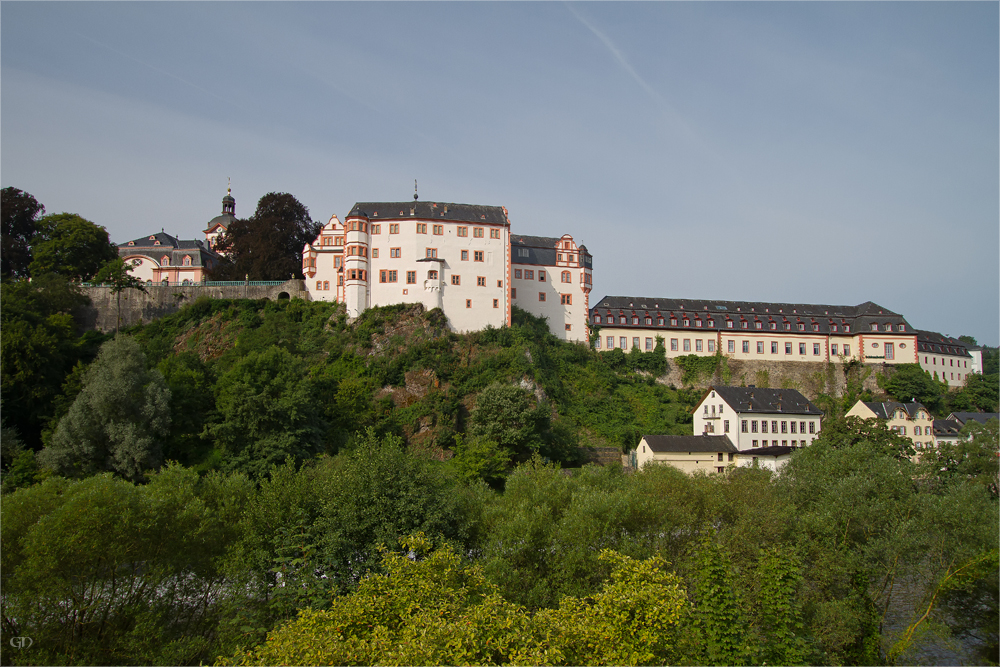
[917,330,972,357]
[348,201,509,225]
[738,445,796,457]
[510,235,593,267]
[947,412,1000,426]
[640,434,738,453]
[590,296,913,335]
[118,234,219,267]
[709,386,822,415]
[932,420,962,437]
[861,401,928,420]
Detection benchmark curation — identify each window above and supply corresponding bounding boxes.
[761,421,768,433]
[752,420,759,433]
[538,292,545,302]
[671,338,678,351]
[771,342,778,354]
[452,275,461,285]
[335,235,345,245]
[514,269,522,280]
[728,340,735,353]
[161,255,171,266]
[565,323,571,330]
[770,322,776,330]
[831,344,839,355]
[338,276,344,286]
[831,324,838,332]
[466,299,472,308]
[474,251,484,262]
[843,344,851,356]
[511,288,516,298]
[433,224,443,235]
[426,248,438,258]
[561,271,571,283]
[718,453,724,462]
[781,421,788,434]
[755,321,762,329]
[885,343,894,360]
[371,224,380,234]
[799,343,806,355]
[497,280,502,288]
[813,324,820,332]
[742,341,750,353]
[370,248,379,258]
[813,343,821,356]
[316,280,322,290]
[620,337,627,349]
[844,325,850,333]
[406,271,416,284]
[742,420,748,433]
[696,320,703,328]
[800,421,806,433]
[724,420,730,433]
[477,276,486,286]
[683,319,690,327]
[594,314,602,324]
[182,255,191,266]
[871,323,878,331]
[561,294,572,305]
[757,341,764,354]
[696,340,703,352]
[417,223,427,234]
[427,270,438,280]
[390,247,401,258]
[473,227,484,238]
[645,337,653,350]
[495,299,500,308]
[633,337,640,349]
[524,269,533,279]
[517,248,529,257]
[771,421,778,433]
[323,281,329,290]
[708,340,715,353]
[683,339,691,352]
[334,256,343,268]
[658,318,665,326]
[670,318,678,326]
[595,337,601,349]
[742,321,748,329]
[490,228,500,239]
[899,324,905,332]
[798,323,805,331]
[457,226,468,237]
[538,271,546,281]
[790,421,797,434]
[607,336,614,349]
[914,426,921,436]
[727,321,734,328]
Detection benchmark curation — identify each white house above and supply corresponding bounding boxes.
[916,330,973,388]
[630,434,738,475]
[693,386,823,450]
[845,400,935,450]
[302,199,592,340]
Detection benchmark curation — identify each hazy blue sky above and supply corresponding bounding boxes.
[3,2,997,345]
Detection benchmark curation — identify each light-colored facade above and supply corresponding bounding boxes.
[510,234,592,342]
[694,386,823,450]
[631,435,738,475]
[592,296,918,367]
[931,420,964,447]
[916,331,973,388]
[845,400,935,450]
[303,200,591,339]
[118,232,220,285]
[735,446,795,471]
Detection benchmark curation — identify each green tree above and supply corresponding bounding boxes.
[949,372,1000,413]
[1,186,44,279]
[470,381,549,460]
[29,212,117,281]
[880,363,945,412]
[38,336,171,482]
[0,275,97,449]
[210,192,320,280]
[812,415,915,459]
[94,256,147,332]
[209,346,326,479]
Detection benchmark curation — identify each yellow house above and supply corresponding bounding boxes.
[845,400,935,450]
[631,435,738,474]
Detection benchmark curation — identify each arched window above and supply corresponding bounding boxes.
[182,255,192,266]
[161,255,171,266]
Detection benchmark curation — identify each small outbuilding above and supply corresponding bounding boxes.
[630,434,738,475]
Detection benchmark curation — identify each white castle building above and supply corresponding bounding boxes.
[302,199,593,341]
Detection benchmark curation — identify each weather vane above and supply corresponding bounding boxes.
[414,179,418,201]
[227,177,231,195]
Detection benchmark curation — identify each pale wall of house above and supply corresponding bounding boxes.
[845,402,935,450]
[918,353,973,387]
[736,452,790,471]
[121,254,206,284]
[634,446,735,475]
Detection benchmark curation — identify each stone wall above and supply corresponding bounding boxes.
[77,280,310,332]
[661,356,884,402]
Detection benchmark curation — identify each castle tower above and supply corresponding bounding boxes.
[344,207,370,318]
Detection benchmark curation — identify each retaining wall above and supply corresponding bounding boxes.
[78,280,309,332]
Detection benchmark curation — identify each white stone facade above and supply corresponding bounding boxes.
[693,386,823,450]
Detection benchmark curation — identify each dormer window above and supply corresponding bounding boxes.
[885,324,893,332]
[670,318,678,326]
[898,324,905,332]
[154,241,161,246]
[741,321,748,329]
[798,323,805,331]
[695,320,702,328]
[148,235,156,240]
[726,321,733,329]
[769,322,776,330]
[755,321,762,329]
[871,323,879,331]
[128,241,135,246]
[161,255,171,266]
[632,317,639,325]
[683,319,690,327]
[657,318,664,326]
[844,325,850,333]
[784,323,791,330]
[707,320,714,328]
[831,324,838,332]
[813,324,819,332]
[182,255,192,266]
[645,317,652,325]
[594,315,602,324]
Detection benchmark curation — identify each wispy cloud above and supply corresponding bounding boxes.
[75,31,230,104]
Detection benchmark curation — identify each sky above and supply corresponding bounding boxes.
[2,2,997,345]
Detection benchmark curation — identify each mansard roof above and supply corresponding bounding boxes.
[861,401,929,420]
[640,434,738,453]
[590,296,913,334]
[916,330,972,357]
[118,234,219,267]
[708,386,822,416]
[932,419,962,438]
[511,234,592,267]
[347,201,509,225]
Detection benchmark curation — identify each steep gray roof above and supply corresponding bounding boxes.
[590,296,913,335]
[917,330,972,358]
[709,386,823,416]
[738,445,796,457]
[117,233,219,267]
[640,434,738,453]
[932,420,962,437]
[348,201,509,225]
[511,234,592,267]
[947,412,1000,426]
[861,401,928,420]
